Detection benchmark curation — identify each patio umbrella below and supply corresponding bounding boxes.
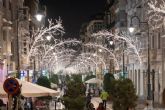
[0,79,59,98]
[85,78,103,84]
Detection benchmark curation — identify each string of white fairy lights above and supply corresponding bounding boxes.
[27,19,143,75]
[147,0,165,29]
[92,30,142,65]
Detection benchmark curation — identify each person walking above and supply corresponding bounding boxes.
[0,99,6,110]
[87,102,95,110]
[86,93,92,108]
[100,90,109,109]
[96,102,105,110]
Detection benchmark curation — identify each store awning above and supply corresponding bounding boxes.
[0,78,59,98]
[85,78,103,84]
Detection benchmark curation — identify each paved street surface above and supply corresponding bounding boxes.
[91,97,165,110]
[91,97,112,110]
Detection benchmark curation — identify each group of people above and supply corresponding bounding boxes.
[0,97,33,110]
[87,87,101,97]
[87,102,105,110]
[0,99,6,110]
[86,90,109,110]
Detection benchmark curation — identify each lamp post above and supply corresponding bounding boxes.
[108,37,115,73]
[123,41,127,78]
[123,42,125,77]
[16,9,21,78]
[128,15,152,100]
[29,13,44,81]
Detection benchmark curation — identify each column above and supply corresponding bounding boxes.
[140,70,144,96]
[138,70,140,95]
[136,70,139,95]
[134,71,136,88]
[161,39,165,105]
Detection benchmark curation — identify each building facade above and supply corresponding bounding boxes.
[0,0,44,82]
[126,0,165,105]
[80,14,106,78]
[0,0,13,82]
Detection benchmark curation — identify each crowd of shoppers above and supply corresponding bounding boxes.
[86,88,109,110]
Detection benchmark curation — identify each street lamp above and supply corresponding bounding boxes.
[128,25,135,33]
[35,13,43,22]
[99,48,102,52]
[93,53,96,57]
[108,38,115,73]
[46,35,51,41]
[122,41,127,78]
[108,37,115,50]
[109,40,114,45]
[129,15,152,100]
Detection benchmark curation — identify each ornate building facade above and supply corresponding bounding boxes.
[126,0,165,105]
[0,0,45,82]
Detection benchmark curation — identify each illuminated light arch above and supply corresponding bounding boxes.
[28,19,65,58]
[46,49,77,64]
[42,39,81,59]
[84,43,119,69]
[92,30,142,64]
[78,53,107,69]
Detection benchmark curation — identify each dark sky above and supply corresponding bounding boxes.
[40,0,107,38]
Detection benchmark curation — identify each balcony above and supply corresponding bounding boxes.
[115,10,127,28]
[106,0,117,10]
[106,20,116,29]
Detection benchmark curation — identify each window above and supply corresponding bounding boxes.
[9,1,11,10]
[158,33,161,49]
[151,35,154,49]
[11,42,14,60]
[3,0,5,7]
[23,42,26,46]
[3,30,6,41]
[24,48,27,54]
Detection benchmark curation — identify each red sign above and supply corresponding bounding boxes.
[3,78,20,95]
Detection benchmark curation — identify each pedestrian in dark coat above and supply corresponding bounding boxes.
[88,102,95,110]
[96,102,105,110]
[86,93,91,108]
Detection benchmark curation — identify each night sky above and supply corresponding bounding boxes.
[40,0,107,38]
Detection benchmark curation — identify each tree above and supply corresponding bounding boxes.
[65,74,71,83]
[50,74,59,84]
[111,79,137,110]
[37,76,51,88]
[62,74,86,110]
[36,76,51,100]
[103,73,115,93]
